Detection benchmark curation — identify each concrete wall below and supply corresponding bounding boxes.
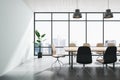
[0,0,33,76]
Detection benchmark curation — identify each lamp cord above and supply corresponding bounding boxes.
[108,0,109,9]
[77,0,78,9]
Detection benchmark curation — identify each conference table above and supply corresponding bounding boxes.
[64,46,120,69]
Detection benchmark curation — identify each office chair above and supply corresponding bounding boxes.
[96,43,104,60]
[97,46,117,68]
[51,44,65,68]
[76,46,92,79]
[69,43,76,47]
[107,43,115,46]
[83,43,90,47]
[76,46,92,68]
[69,43,77,64]
[69,43,77,55]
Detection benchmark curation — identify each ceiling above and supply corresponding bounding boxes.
[23,0,120,12]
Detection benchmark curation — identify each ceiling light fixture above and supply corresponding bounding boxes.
[73,0,82,18]
[104,0,113,18]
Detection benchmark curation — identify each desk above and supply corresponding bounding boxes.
[64,46,120,69]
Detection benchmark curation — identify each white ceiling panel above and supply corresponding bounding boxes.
[23,0,120,12]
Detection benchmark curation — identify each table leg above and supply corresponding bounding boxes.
[69,52,71,65]
[71,52,73,69]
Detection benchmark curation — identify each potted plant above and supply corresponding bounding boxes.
[35,30,46,58]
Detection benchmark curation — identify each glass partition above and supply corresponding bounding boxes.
[53,13,68,20]
[35,13,51,20]
[104,13,120,21]
[53,22,68,46]
[104,22,120,46]
[35,22,51,47]
[87,13,103,20]
[87,22,103,46]
[70,22,85,46]
[34,12,120,56]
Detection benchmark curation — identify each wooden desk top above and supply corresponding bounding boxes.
[64,47,120,52]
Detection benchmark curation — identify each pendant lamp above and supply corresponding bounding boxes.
[104,0,113,18]
[73,0,82,18]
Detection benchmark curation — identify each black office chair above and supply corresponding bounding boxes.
[76,46,92,68]
[97,46,117,68]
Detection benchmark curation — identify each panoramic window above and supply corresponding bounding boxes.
[34,12,120,56]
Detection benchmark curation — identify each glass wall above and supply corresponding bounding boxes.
[104,22,120,46]
[87,22,103,46]
[34,13,51,55]
[70,22,85,46]
[53,22,68,46]
[87,13,103,46]
[34,12,120,56]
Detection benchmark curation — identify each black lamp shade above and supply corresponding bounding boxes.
[104,9,113,18]
[73,9,82,18]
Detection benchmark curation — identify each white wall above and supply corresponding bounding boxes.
[0,0,33,76]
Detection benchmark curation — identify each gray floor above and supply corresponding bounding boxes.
[0,56,120,80]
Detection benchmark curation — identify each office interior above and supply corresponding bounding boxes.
[1,0,120,80]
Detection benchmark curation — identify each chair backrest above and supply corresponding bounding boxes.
[107,43,115,46]
[69,43,76,47]
[83,43,90,47]
[96,43,104,47]
[77,46,92,64]
[96,43,104,53]
[104,46,117,64]
[51,44,56,55]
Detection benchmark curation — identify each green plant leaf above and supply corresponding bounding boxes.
[41,34,46,38]
[37,40,40,43]
[35,30,40,38]
[35,30,46,43]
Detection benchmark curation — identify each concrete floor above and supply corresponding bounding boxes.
[0,56,120,80]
